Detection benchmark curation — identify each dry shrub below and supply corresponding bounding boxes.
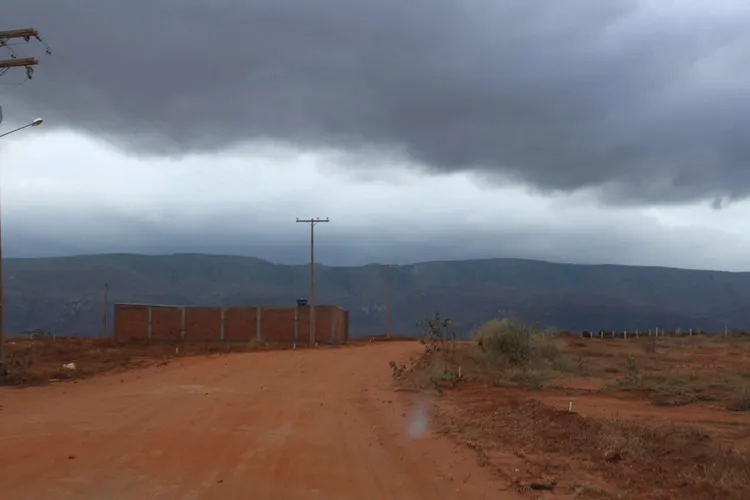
[471,318,573,390]
[474,318,564,367]
[474,318,535,366]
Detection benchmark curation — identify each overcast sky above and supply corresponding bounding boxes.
[2,0,750,270]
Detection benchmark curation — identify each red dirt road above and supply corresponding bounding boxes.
[0,343,516,500]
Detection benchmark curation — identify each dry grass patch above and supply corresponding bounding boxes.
[726,386,750,412]
[601,354,750,408]
[438,388,750,499]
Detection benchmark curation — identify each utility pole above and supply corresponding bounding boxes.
[296,217,329,346]
[102,283,109,338]
[0,28,48,79]
[0,27,47,382]
[386,265,392,339]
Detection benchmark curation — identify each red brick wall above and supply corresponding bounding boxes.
[262,308,296,342]
[224,307,258,341]
[296,306,348,344]
[114,303,348,345]
[151,306,182,341]
[114,304,148,342]
[332,307,348,344]
[185,307,221,341]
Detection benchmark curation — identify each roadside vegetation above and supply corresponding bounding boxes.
[390,313,750,499]
[391,314,577,392]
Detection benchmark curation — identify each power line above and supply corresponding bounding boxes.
[295,217,329,346]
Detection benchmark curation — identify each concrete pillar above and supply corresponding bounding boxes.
[294,306,299,346]
[220,308,226,341]
[147,307,153,340]
[331,307,336,344]
[256,307,262,342]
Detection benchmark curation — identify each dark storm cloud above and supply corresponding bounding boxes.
[4,0,750,204]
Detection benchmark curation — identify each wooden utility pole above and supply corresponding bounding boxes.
[0,28,40,40]
[295,217,329,346]
[0,27,46,382]
[0,57,38,70]
[0,29,44,79]
[0,190,6,380]
[386,265,392,339]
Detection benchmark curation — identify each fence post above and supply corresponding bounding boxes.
[147,307,153,340]
[180,307,186,340]
[331,306,336,344]
[256,307,262,342]
[220,308,226,341]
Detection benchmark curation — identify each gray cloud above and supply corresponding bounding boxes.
[4,1,750,204]
[5,202,750,272]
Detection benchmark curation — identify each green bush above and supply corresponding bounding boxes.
[473,317,561,368]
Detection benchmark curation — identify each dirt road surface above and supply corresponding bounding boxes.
[0,342,517,500]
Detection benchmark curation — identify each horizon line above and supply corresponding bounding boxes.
[3,251,745,274]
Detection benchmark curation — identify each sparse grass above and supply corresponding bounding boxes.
[726,386,750,412]
[572,484,624,500]
[3,337,276,386]
[601,359,750,408]
[396,317,584,392]
[440,390,750,499]
[685,447,750,499]
[393,318,750,499]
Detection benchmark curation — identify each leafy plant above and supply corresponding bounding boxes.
[388,360,406,378]
[416,312,462,390]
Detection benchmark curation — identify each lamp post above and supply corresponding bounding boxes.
[0,117,44,382]
[0,118,44,138]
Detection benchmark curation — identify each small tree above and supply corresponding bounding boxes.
[416,312,461,391]
[418,311,457,360]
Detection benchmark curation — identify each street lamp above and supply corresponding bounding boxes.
[0,117,44,382]
[0,118,44,138]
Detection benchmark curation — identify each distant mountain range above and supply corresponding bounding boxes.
[5,253,750,338]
